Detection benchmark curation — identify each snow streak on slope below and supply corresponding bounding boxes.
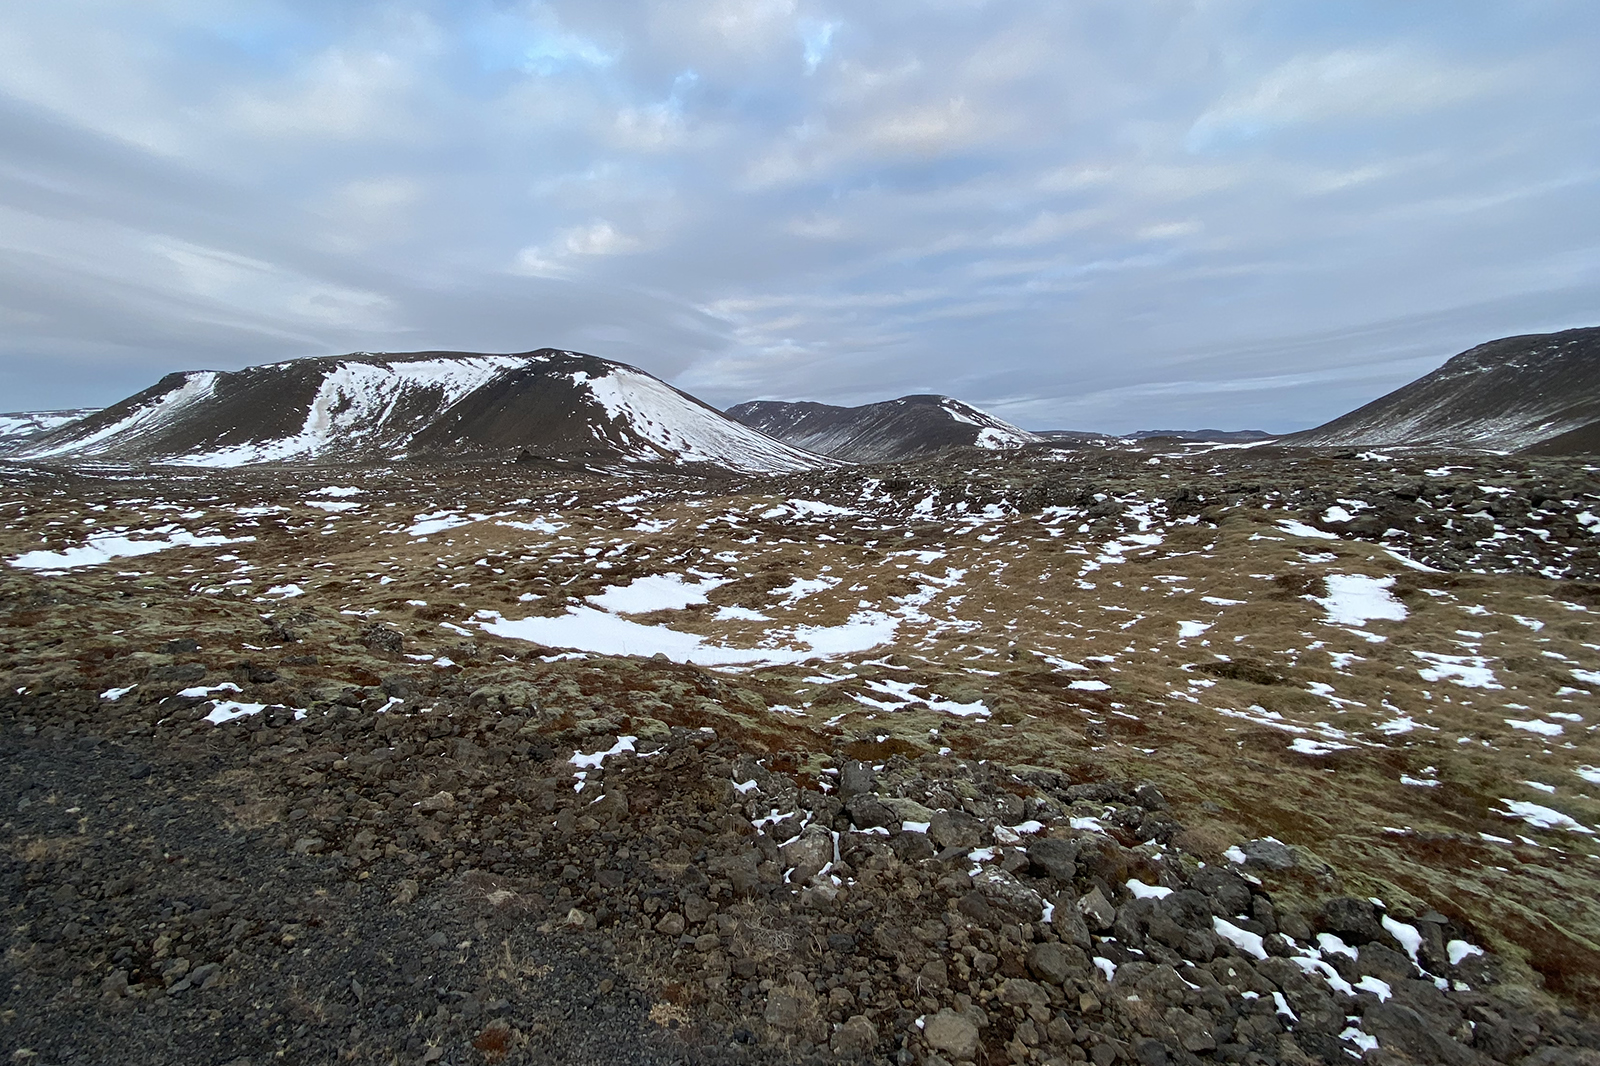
[938,399,1038,449]
[575,368,828,473]
[171,357,529,466]
[22,373,222,460]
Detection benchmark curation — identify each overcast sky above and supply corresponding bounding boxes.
[1,1,1596,431]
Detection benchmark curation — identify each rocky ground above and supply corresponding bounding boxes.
[1,443,1598,1065]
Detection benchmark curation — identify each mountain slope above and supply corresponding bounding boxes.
[1286,327,1600,450]
[14,350,832,472]
[725,394,1040,462]
[1520,417,1600,455]
[0,409,99,454]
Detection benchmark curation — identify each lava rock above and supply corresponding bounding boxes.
[1077,886,1116,932]
[1319,897,1384,944]
[1241,838,1296,870]
[1027,942,1091,985]
[1026,837,1078,882]
[838,760,875,800]
[929,809,984,850]
[846,793,898,831]
[923,1009,980,1060]
[831,1014,878,1055]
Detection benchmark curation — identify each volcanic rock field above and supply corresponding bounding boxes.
[2,440,1599,1065]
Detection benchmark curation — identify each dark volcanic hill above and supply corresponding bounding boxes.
[13,350,830,472]
[725,394,1040,462]
[1286,326,1600,451]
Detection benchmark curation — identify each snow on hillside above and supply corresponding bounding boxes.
[727,394,1040,462]
[11,350,833,473]
[574,367,827,472]
[22,373,223,460]
[0,409,98,442]
[170,356,530,466]
[938,399,1039,449]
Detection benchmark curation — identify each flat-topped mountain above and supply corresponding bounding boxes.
[725,394,1040,462]
[1286,327,1600,451]
[13,350,831,472]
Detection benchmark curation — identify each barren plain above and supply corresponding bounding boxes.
[2,444,1598,1065]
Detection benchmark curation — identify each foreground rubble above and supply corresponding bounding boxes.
[1,445,1597,1064]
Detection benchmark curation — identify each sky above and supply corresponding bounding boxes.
[1,1,1597,432]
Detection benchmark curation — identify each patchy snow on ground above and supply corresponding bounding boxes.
[1413,651,1502,689]
[1315,574,1407,627]
[785,499,859,517]
[1277,519,1339,540]
[1507,718,1564,736]
[586,573,729,614]
[497,517,566,535]
[1289,737,1355,756]
[770,576,840,604]
[204,700,271,725]
[405,511,486,537]
[571,735,638,770]
[852,678,992,718]
[1213,917,1267,959]
[715,605,771,621]
[9,528,252,570]
[1499,799,1593,834]
[474,606,898,667]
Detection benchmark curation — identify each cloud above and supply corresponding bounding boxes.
[513,220,647,277]
[800,19,838,73]
[0,0,1595,433]
[223,48,419,140]
[1187,48,1501,150]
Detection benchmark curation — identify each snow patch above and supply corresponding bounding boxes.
[586,573,729,614]
[1499,799,1593,834]
[10,528,253,570]
[1316,574,1407,627]
[476,606,898,667]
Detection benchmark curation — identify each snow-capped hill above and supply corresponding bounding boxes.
[409,352,833,472]
[14,350,833,472]
[1286,327,1600,452]
[725,394,1041,462]
[0,409,99,453]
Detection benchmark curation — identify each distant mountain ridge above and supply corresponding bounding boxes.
[1129,429,1272,442]
[0,409,100,454]
[726,395,1040,462]
[12,350,832,472]
[1286,327,1600,452]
